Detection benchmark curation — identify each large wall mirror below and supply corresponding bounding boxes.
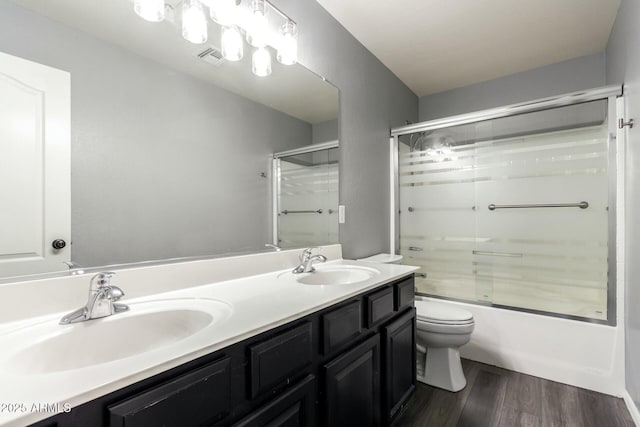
[0,0,339,280]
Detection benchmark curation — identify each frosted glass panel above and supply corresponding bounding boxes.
[277,148,339,248]
[398,100,609,320]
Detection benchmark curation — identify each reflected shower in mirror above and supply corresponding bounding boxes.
[273,142,339,249]
[0,0,339,280]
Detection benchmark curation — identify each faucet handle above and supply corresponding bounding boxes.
[300,247,317,261]
[90,272,116,289]
[106,286,124,301]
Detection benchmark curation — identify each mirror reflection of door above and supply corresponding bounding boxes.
[0,51,70,278]
[274,143,339,249]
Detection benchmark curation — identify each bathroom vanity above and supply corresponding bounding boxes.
[0,246,418,427]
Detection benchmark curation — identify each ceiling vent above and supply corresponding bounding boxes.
[197,46,226,67]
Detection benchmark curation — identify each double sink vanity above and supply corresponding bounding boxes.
[0,245,418,426]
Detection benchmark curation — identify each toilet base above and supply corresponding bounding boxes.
[417,347,466,392]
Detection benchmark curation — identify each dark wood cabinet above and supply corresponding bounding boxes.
[249,322,313,399]
[323,334,381,427]
[234,375,316,427]
[31,274,415,427]
[365,286,395,328]
[108,357,231,427]
[321,299,362,356]
[394,277,415,311]
[382,308,416,423]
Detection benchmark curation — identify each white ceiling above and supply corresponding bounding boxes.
[317,0,621,97]
[9,0,338,124]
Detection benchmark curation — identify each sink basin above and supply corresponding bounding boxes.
[292,265,380,286]
[0,298,232,374]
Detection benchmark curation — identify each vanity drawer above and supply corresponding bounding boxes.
[322,300,362,355]
[108,357,231,427]
[233,375,315,427]
[249,322,313,399]
[394,277,415,311]
[365,286,395,328]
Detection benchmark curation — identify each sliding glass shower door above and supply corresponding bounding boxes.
[274,144,339,249]
[397,98,613,321]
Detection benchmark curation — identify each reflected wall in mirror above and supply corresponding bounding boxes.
[273,142,339,249]
[0,0,339,279]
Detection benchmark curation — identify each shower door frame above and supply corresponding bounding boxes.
[271,140,339,247]
[389,85,624,325]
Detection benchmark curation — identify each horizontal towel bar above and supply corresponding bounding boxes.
[488,201,588,211]
[281,209,323,215]
[472,250,523,258]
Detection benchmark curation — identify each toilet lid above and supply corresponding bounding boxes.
[415,300,474,324]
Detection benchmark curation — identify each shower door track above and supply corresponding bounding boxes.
[391,85,622,136]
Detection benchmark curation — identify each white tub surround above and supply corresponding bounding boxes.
[0,245,418,427]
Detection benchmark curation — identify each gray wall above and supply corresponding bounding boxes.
[419,53,606,121]
[0,0,311,267]
[606,0,640,411]
[312,119,339,144]
[273,0,419,259]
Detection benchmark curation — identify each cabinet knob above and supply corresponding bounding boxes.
[52,239,66,250]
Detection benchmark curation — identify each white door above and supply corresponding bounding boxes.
[0,51,70,278]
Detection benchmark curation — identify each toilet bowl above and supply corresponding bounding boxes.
[415,300,474,392]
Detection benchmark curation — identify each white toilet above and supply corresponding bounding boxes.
[414,300,474,392]
[357,253,404,264]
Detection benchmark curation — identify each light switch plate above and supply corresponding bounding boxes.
[338,205,345,223]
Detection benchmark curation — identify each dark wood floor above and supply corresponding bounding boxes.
[393,359,635,427]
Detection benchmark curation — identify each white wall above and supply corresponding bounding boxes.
[606,0,640,422]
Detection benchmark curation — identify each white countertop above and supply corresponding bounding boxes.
[0,254,417,427]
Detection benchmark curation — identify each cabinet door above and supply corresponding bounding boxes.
[382,309,416,423]
[323,334,380,427]
[233,375,315,427]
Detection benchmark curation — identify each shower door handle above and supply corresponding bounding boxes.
[472,250,523,257]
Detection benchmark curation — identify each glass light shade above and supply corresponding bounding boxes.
[134,0,165,22]
[182,0,208,44]
[252,47,272,77]
[277,21,297,65]
[221,25,244,61]
[246,0,267,48]
[209,0,237,26]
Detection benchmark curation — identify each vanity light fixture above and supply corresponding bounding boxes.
[246,0,267,48]
[221,25,244,61]
[132,0,298,77]
[277,20,297,65]
[252,46,272,76]
[182,0,208,44]
[134,0,165,22]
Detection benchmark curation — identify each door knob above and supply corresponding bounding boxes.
[52,239,66,250]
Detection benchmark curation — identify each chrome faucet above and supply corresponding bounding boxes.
[59,272,129,325]
[292,247,327,274]
[264,243,282,251]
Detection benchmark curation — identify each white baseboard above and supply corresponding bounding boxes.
[623,391,640,427]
